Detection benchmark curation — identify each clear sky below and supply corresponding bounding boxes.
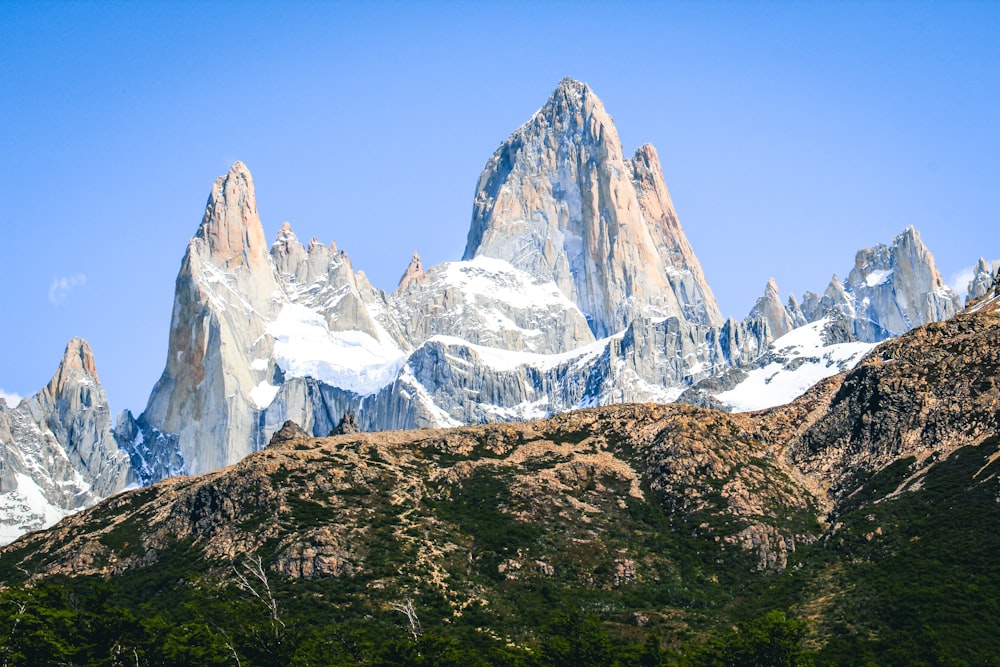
[1,1,997,416]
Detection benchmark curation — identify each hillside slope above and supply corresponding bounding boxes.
[0,290,996,664]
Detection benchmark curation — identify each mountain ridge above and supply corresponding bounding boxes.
[0,294,996,663]
[0,77,975,545]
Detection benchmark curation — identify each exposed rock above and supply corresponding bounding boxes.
[803,227,961,342]
[329,412,359,436]
[396,252,426,291]
[390,256,595,354]
[966,257,998,304]
[463,77,722,337]
[748,278,796,338]
[269,420,310,446]
[0,339,132,543]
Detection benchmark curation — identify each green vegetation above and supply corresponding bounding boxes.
[0,429,997,665]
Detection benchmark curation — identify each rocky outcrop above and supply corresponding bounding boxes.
[390,256,595,354]
[787,304,1000,504]
[329,412,359,436]
[806,227,961,342]
[463,77,722,337]
[748,278,797,338]
[966,257,998,304]
[0,339,132,543]
[139,162,283,478]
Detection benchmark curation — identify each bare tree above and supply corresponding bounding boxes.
[1,599,27,667]
[232,554,285,636]
[218,627,242,667]
[110,641,140,667]
[390,597,422,641]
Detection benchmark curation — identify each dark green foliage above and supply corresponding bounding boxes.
[684,611,813,667]
[811,437,1000,666]
[0,435,995,664]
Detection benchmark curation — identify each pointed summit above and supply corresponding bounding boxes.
[44,337,99,401]
[463,78,722,336]
[397,252,425,290]
[195,161,269,271]
[748,279,795,338]
[967,257,997,304]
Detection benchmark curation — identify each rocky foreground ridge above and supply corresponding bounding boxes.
[0,287,997,663]
[0,77,979,543]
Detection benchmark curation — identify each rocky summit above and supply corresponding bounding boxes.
[0,77,979,552]
[0,339,132,543]
[0,289,996,664]
[115,79,964,489]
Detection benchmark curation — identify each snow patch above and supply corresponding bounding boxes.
[717,318,877,412]
[268,303,406,395]
[864,269,893,287]
[0,474,77,545]
[249,381,280,409]
[441,257,582,314]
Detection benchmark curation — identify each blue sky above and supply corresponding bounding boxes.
[1,1,997,415]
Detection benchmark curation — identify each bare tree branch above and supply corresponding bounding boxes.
[390,597,422,641]
[232,554,285,636]
[1,599,27,667]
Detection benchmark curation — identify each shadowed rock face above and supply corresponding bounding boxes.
[463,77,723,337]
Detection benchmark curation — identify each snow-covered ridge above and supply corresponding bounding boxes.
[717,318,877,412]
[268,303,407,397]
[441,256,583,316]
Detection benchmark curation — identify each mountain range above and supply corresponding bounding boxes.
[0,260,996,664]
[0,78,988,544]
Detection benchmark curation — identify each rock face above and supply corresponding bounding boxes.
[463,78,723,337]
[139,162,284,478]
[0,339,132,544]
[807,227,961,342]
[967,257,999,304]
[8,299,999,583]
[115,80,969,487]
[748,278,798,339]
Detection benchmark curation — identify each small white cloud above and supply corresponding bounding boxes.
[948,266,975,301]
[48,274,87,305]
[949,259,1000,301]
[0,390,22,408]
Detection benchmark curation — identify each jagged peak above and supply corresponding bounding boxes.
[522,76,614,146]
[764,277,780,297]
[397,252,426,291]
[893,224,920,245]
[60,337,98,379]
[44,337,100,401]
[552,76,589,100]
[195,161,269,270]
[276,221,297,240]
[632,143,660,166]
[272,222,301,249]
